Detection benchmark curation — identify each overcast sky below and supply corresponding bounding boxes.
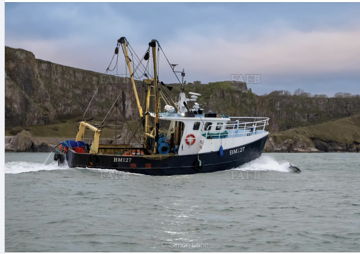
[5,2,360,95]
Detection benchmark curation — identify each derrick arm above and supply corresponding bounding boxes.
[75,121,102,154]
[118,37,144,118]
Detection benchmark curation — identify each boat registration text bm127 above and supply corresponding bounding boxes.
[229,147,245,155]
[114,157,132,163]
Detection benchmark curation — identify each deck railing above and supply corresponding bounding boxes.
[203,117,270,139]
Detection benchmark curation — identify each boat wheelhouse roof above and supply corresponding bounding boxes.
[159,113,231,122]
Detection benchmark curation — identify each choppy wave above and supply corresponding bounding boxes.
[233,155,291,173]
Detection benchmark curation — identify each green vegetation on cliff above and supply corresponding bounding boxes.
[267,114,360,152]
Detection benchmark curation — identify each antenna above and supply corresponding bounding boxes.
[173,65,186,85]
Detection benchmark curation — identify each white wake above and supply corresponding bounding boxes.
[233,155,291,173]
[5,161,68,174]
[5,154,292,174]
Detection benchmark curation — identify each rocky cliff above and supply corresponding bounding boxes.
[5,46,360,152]
[5,46,142,129]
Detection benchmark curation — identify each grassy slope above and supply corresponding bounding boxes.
[271,114,360,145]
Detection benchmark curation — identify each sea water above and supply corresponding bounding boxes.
[5,152,360,251]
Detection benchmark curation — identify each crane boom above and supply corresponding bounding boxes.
[118,37,144,118]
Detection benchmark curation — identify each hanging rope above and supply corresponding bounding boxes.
[105,44,120,73]
[144,56,150,78]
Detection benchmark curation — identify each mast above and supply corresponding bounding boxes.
[118,37,144,118]
[117,37,165,154]
[144,79,151,137]
[149,39,160,153]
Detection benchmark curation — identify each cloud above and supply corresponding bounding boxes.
[165,28,360,78]
[5,2,360,95]
[6,27,360,95]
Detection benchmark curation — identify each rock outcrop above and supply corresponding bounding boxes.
[6,130,53,152]
[265,136,319,152]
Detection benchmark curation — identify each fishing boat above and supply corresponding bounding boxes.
[54,37,270,175]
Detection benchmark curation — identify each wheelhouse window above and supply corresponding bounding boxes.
[216,122,223,131]
[204,122,212,131]
[193,122,201,130]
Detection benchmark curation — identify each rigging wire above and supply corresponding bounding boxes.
[160,89,172,106]
[105,45,120,73]
[157,46,161,85]
[155,43,177,108]
[133,48,152,79]
[161,82,176,106]
[116,52,119,75]
[82,87,99,121]
[128,44,152,79]
[157,42,183,86]
[99,38,184,129]
[100,92,122,128]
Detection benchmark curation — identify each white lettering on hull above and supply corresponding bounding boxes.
[229,147,245,155]
[114,157,132,163]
